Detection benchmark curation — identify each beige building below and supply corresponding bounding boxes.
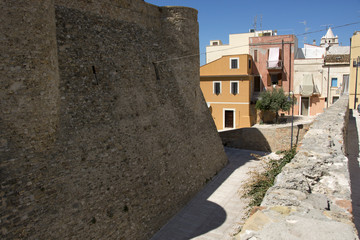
[294,28,350,116]
[324,48,350,107]
[200,54,256,131]
[349,31,360,109]
[206,30,277,64]
[294,58,323,116]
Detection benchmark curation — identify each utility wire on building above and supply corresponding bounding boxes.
[154,21,360,64]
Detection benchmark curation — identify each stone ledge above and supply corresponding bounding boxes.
[236,96,359,239]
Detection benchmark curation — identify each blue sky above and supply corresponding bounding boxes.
[145,0,360,66]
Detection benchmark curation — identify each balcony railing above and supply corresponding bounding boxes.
[267,60,283,70]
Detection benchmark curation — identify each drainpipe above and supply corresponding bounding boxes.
[290,91,294,149]
[327,65,330,108]
[354,56,359,109]
[288,41,292,94]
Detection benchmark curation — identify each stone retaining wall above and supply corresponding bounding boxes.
[220,121,312,152]
[236,95,359,239]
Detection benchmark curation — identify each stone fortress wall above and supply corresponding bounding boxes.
[237,96,359,239]
[0,1,228,239]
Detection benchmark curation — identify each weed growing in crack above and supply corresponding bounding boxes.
[241,147,297,208]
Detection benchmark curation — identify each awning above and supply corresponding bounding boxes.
[300,74,318,97]
[268,48,280,68]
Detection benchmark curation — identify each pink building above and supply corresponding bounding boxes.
[249,35,298,97]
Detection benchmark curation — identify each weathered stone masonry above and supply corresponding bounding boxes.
[0,1,228,239]
[237,96,359,239]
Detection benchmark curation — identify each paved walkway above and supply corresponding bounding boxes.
[151,110,360,240]
[151,148,272,240]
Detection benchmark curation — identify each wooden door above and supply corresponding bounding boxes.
[301,97,309,116]
[224,110,234,128]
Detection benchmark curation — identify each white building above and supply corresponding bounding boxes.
[205,30,277,64]
[296,43,325,59]
[320,27,339,47]
[294,28,349,116]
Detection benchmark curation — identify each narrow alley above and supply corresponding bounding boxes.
[151,148,271,240]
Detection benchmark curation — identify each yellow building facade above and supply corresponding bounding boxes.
[349,31,360,109]
[200,55,255,131]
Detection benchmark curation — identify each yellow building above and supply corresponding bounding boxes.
[200,54,255,131]
[350,31,360,109]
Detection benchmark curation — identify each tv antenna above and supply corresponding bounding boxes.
[253,15,257,31]
[253,15,263,32]
[299,20,310,44]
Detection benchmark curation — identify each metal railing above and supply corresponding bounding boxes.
[267,60,283,69]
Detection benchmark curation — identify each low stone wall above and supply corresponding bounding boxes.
[220,120,312,153]
[236,96,359,239]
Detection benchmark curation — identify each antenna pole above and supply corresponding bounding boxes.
[253,15,257,31]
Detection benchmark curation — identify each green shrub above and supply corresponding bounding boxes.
[255,88,293,123]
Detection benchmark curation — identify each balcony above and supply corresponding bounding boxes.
[267,60,283,70]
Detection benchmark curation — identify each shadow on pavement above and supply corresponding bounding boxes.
[151,148,269,240]
[220,127,272,152]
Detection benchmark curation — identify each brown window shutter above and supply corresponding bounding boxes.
[279,48,282,60]
[267,73,271,86]
[278,73,282,86]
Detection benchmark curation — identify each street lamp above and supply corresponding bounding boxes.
[288,91,294,149]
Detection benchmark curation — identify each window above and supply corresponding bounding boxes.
[254,50,258,62]
[342,74,349,94]
[213,81,221,95]
[254,76,261,92]
[230,81,239,95]
[213,42,218,46]
[230,58,239,69]
[271,74,278,84]
[333,96,339,103]
[331,78,337,87]
[248,58,252,69]
[269,73,282,86]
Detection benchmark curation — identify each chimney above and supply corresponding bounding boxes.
[313,39,316,45]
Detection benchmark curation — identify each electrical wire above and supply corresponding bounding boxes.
[153,21,360,63]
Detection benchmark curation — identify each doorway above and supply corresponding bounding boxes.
[301,97,310,116]
[224,110,235,129]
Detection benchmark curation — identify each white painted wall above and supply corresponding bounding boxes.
[294,58,324,96]
[206,31,277,64]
